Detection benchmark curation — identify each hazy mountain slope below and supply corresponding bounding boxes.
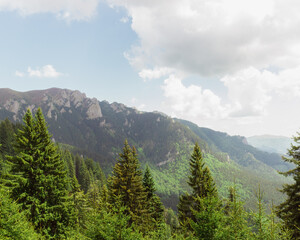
[0,88,289,210]
[247,135,293,155]
[177,119,292,172]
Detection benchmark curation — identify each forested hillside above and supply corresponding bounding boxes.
[0,88,291,211]
[0,110,298,239]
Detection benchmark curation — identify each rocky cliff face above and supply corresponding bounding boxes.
[0,88,102,121]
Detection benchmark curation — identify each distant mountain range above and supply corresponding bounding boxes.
[247,135,293,155]
[0,88,291,209]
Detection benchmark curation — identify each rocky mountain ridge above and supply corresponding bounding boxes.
[0,88,102,121]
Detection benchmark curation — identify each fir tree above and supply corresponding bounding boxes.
[190,196,223,240]
[75,155,91,193]
[61,149,76,190]
[7,108,74,238]
[221,186,252,239]
[70,176,89,231]
[0,118,16,156]
[108,140,148,230]
[178,143,218,228]
[277,132,300,239]
[143,165,164,225]
[143,165,156,200]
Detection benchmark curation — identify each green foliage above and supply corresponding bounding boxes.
[0,188,42,240]
[190,196,223,240]
[179,119,289,171]
[277,132,300,239]
[0,118,19,156]
[108,140,149,230]
[221,186,252,239]
[164,208,180,231]
[85,157,106,187]
[61,149,76,190]
[178,143,218,227]
[86,197,143,240]
[7,108,74,239]
[0,96,296,238]
[0,94,288,213]
[75,155,91,193]
[143,165,164,226]
[70,177,90,231]
[250,186,292,240]
[143,165,156,199]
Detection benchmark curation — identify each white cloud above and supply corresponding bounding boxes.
[27,65,62,78]
[162,75,228,119]
[220,66,300,117]
[108,0,300,76]
[139,67,174,81]
[161,67,300,136]
[221,67,274,117]
[15,70,25,77]
[0,0,100,21]
[107,0,300,136]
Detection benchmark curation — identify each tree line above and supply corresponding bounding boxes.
[0,109,299,239]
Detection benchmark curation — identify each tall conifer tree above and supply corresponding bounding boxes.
[277,132,300,239]
[7,108,74,238]
[178,142,218,227]
[143,165,164,225]
[75,155,91,193]
[108,140,148,229]
[221,186,251,239]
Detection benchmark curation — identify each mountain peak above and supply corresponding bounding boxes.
[0,88,102,121]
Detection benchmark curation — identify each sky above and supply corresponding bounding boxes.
[0,0,300,137]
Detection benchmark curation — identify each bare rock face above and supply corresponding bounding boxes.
[0,88,104,122]
[4,100,20,114]
[71,91,86,108]
[86,98,102,119]
[47,103,55,118]
[42,95,49,102]
[111,102,126,113]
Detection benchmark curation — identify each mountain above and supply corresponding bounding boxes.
[177,119,292,172]
[0,88,289,210]
[247,135,293,155]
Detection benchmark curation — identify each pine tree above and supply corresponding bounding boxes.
[221,186,252,239]
[70,176,89,231]
[0,118,16,156]
[190,196,223,240]
[178,143,218,228]
[61,149,76,191]
[143,165,164,226]
[108,140,148,230]
[75,155,91,193]
[7,108,74,238]
[277,132,300,239]
[143,165,156,200]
